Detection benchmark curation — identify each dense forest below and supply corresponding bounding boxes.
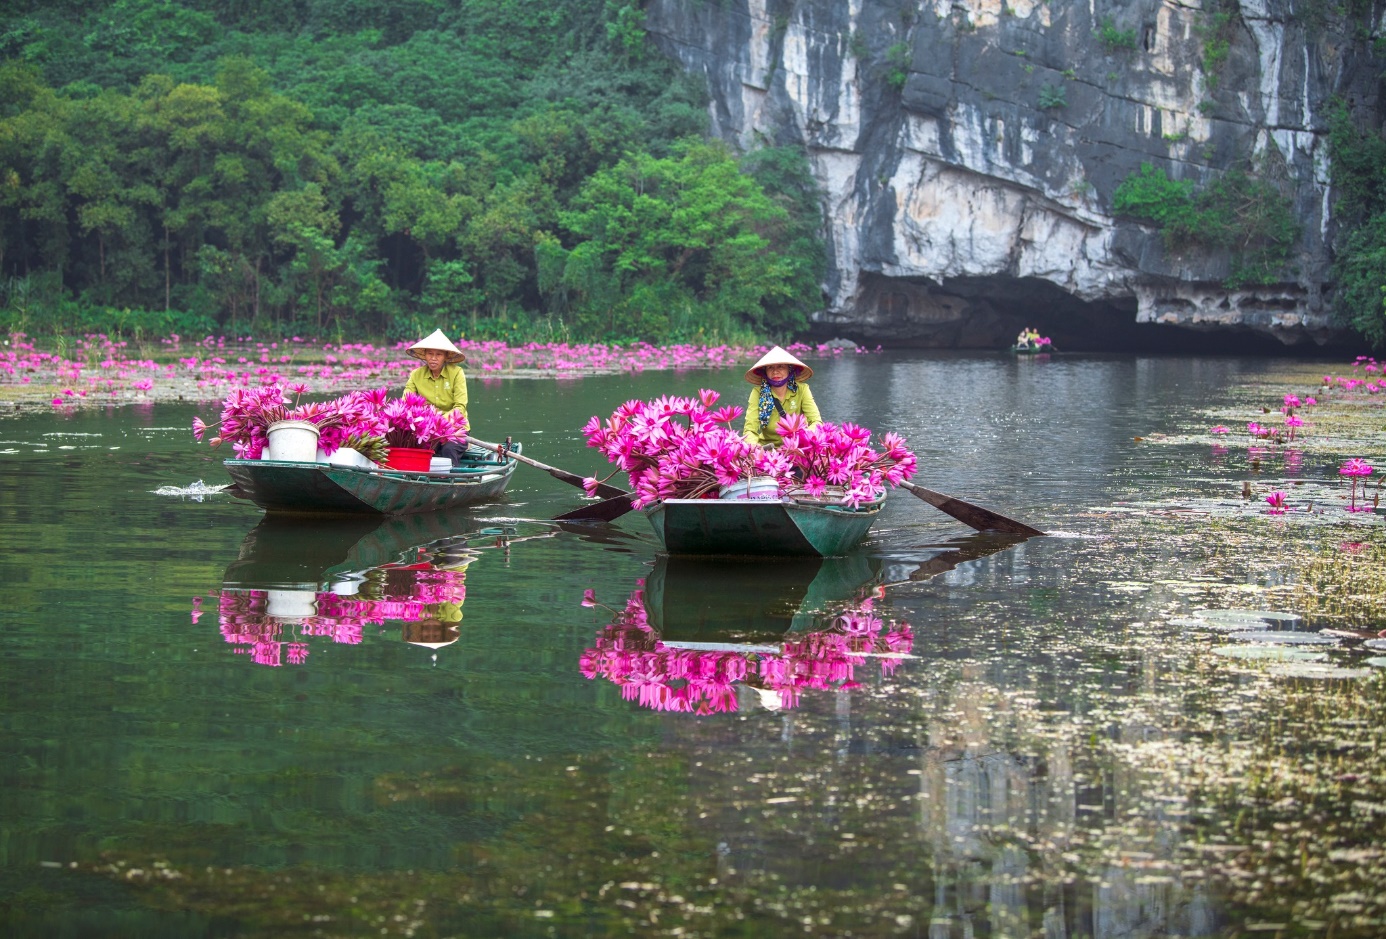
[0,0,827,343]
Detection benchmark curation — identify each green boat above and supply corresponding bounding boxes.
[641,493,885,557]
[224,443,519,516]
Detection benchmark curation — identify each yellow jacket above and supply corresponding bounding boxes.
[404,364,468,419]
[742,384,821,446]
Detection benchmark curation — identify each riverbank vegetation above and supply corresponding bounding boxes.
[0,0,826,346]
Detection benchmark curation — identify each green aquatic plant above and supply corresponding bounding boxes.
[1292,535,1386,628]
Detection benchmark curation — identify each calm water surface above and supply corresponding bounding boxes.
[0,352,1360,937]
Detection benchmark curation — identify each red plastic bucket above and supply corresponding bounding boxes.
[384,446,433,471]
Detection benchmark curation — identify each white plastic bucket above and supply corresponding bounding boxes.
[266,588,317,619]
[719,476,780,501]
[429,457,452,474]
[324,446,373,469]
[266,420,320,463]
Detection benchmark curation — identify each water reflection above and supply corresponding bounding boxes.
[579,536,1027,714]
[580,553,909,713]
[205,513,537,666]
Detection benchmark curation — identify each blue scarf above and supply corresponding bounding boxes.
[756,369,799,430]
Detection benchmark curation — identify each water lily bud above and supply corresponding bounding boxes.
[209,436,223,448]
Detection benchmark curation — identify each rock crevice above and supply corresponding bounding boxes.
[645,0,1383,349]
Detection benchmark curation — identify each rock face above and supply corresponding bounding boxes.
[644,0,1384,350]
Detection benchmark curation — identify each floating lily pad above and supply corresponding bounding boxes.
[1195,608,1304,628]
[1212,645,1328,662]
[1365,656,1386,668]
[1364,638,1386,652]
[1226,630,1338,646]
[1172,615,1267,632]
[1267,664,1375,680]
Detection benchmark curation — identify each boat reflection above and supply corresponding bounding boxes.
[202,511,542,667]
[579,533,1029,714]
[580,552,911,714]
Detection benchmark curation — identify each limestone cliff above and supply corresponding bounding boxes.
[644,0,1385,349]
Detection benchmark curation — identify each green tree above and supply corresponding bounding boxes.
[556,139,803,339]
[266,182,341,329]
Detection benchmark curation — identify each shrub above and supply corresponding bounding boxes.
[1113,163,1297,288]
[1097,17,1138,50]
[1038,83,1067,109]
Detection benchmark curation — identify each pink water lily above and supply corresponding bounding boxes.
[1340,458,1375,513]
[1265,491,1287,515]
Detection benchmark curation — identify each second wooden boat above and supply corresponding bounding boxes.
[641,493,885,557]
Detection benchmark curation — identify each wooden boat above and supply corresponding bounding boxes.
[1010,342,1057,355]
[224,443,519,516]
[641,492,885,557]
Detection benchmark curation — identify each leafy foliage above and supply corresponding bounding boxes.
[1327,100,1386,346]
[1038,83,1067,110]
[0,0,827,343]
[884,42,910,91]
[1096,17,1138,51]
[1113,163,1297,289]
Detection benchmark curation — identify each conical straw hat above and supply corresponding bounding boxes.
[744,345,812,385]
[402,620,460,649]
[408,329,466,365]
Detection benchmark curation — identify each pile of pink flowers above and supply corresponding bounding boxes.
[582,390,789,507]
[207,565,467,667]
[578,584,913,714]
[582,391,918,508]
[192,386,466,460]
[375,393,468,449]
[775,413,917,506]
[192,385,346,460]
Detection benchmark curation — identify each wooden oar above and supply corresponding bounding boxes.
[898,481,1044,536]
[554,491,636,522]
[468,437,628,499]
[558,481,1043,535]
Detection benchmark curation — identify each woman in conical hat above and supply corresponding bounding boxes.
[403,328,469,463]
[741,345,822,446]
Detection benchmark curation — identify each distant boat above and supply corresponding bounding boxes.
[1010,341,1057,355]
[224,444,519,516]
[641,492,885,557]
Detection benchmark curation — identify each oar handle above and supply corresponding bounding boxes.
[469,437,627,499]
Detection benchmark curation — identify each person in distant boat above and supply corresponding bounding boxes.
[1016,327,1040,348]
[741,345,822,447]
[403,328,470,465]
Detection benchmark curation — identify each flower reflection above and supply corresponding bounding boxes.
[208,563,470,667]
[579,584,912,714]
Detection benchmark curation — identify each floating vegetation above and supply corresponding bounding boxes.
[1197,608,1303,627]
[1211,644,1328,661]
[1224,630,1338,645]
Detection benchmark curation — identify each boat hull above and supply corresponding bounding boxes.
[642,496,883,557]
[225,445,518,516]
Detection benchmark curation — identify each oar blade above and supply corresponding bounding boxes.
[554,493,637,522]
[902,482,1044,536]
